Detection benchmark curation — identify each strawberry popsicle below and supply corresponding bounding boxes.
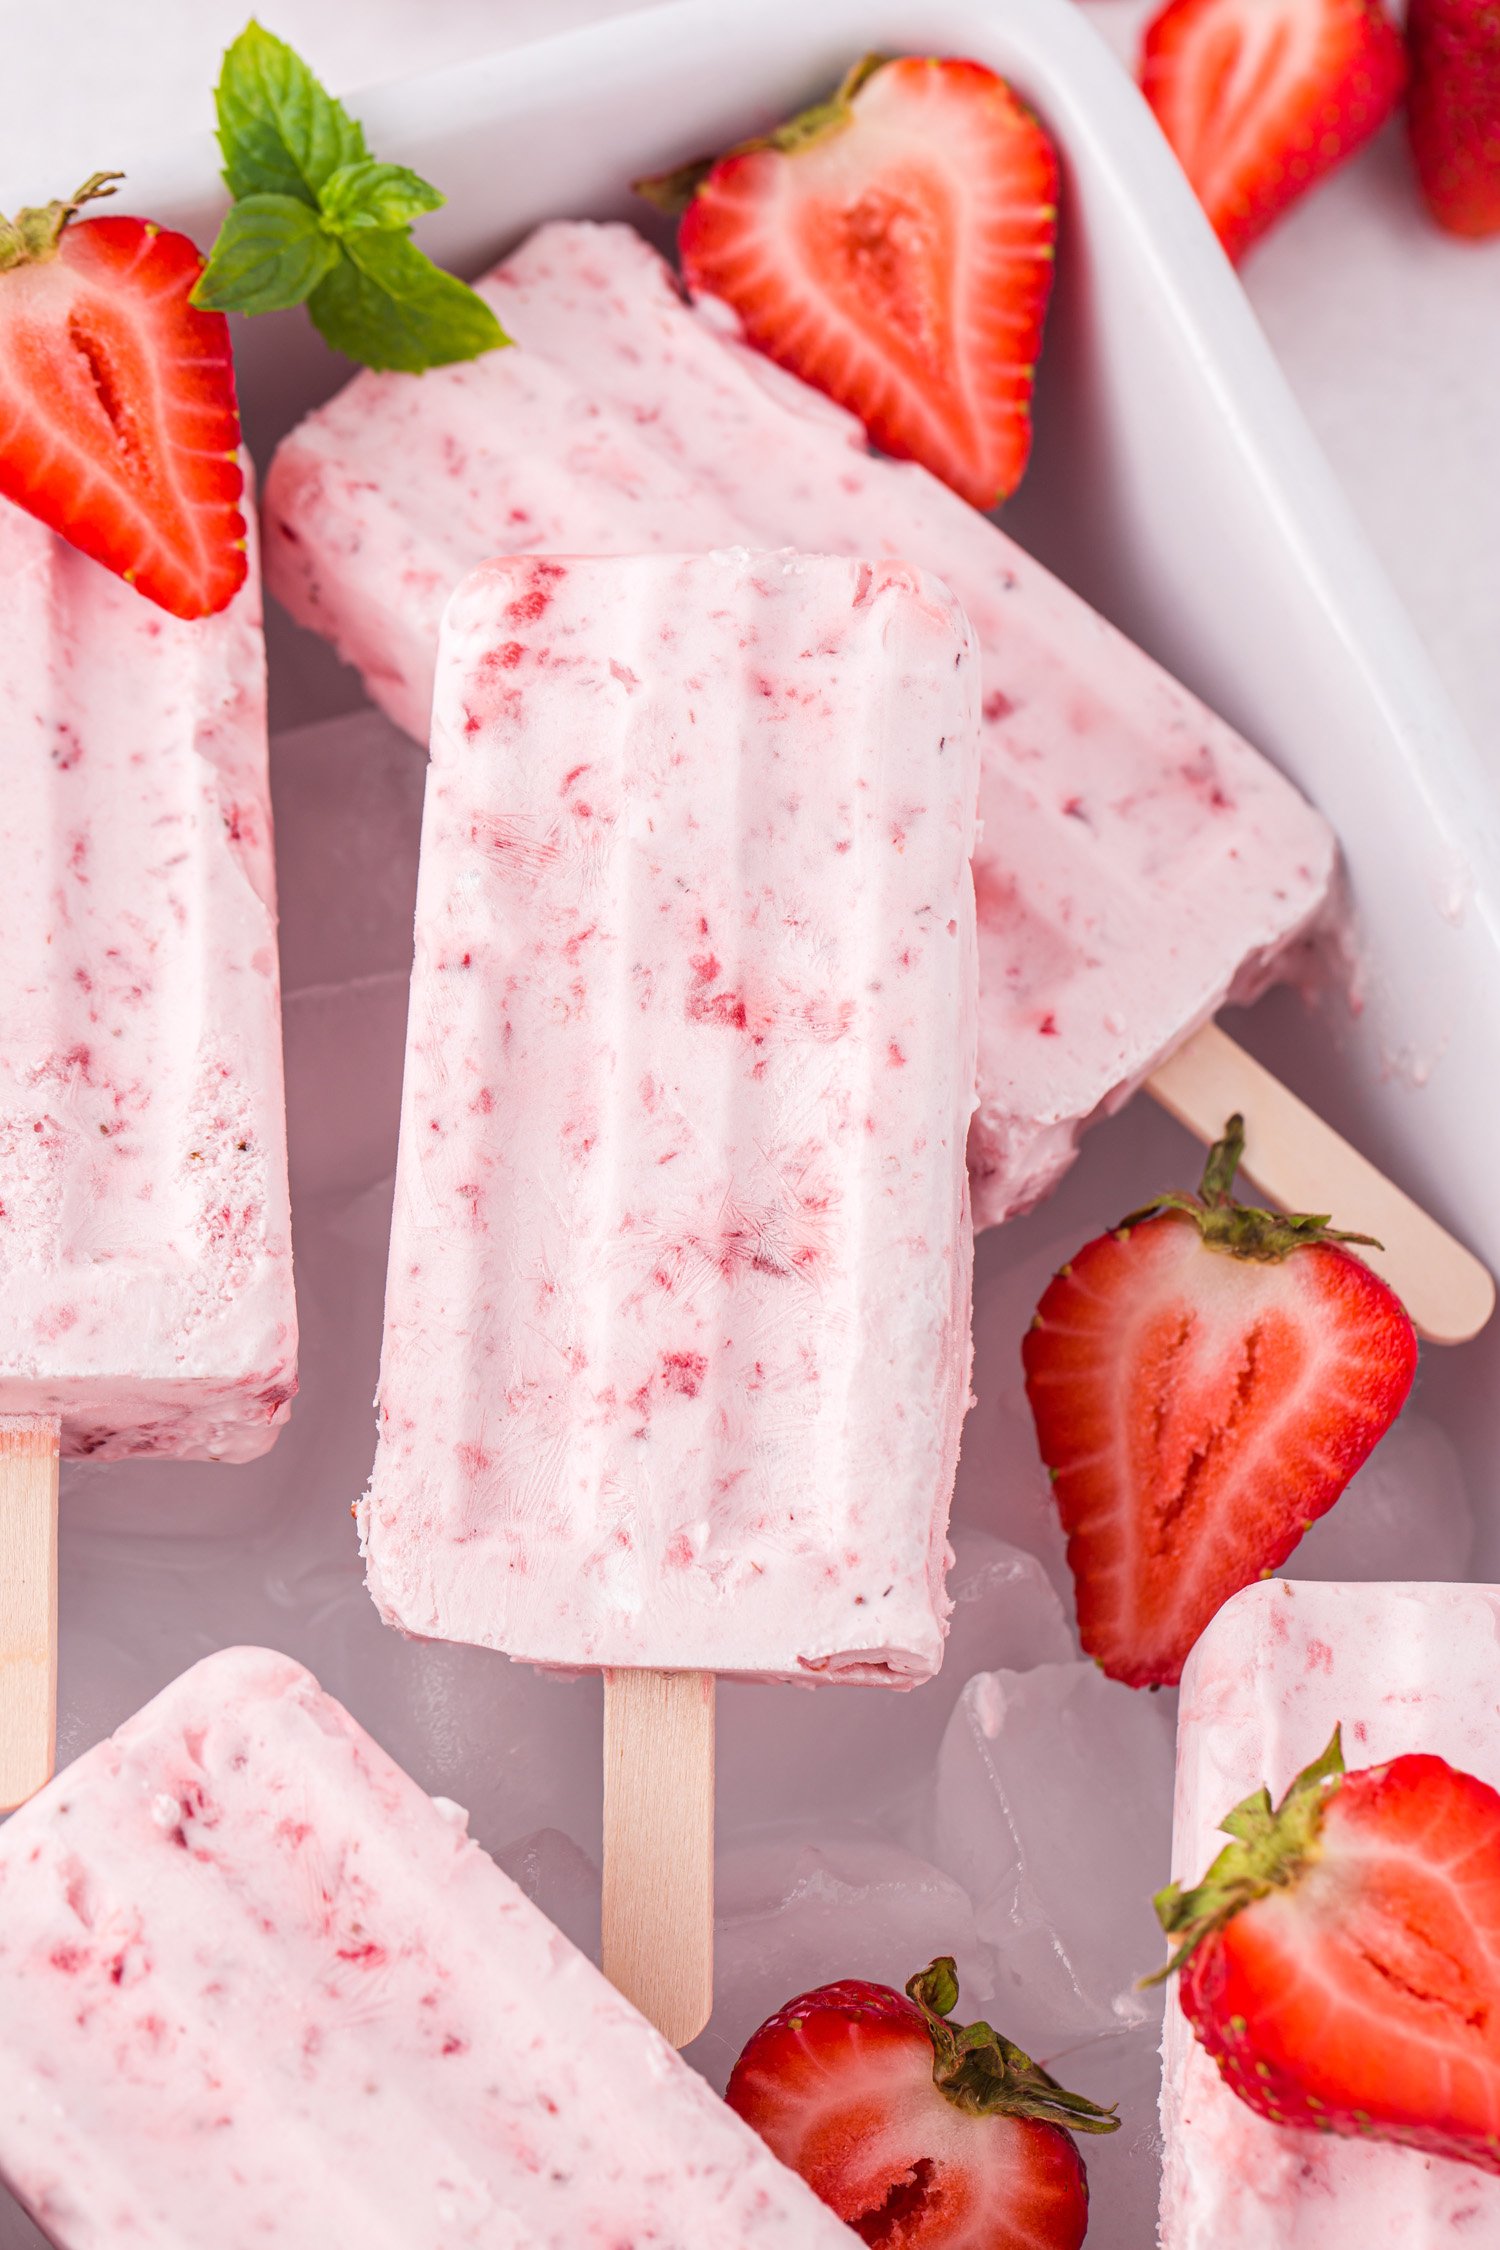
[265,217,1336,1228]
[0,496,296,1458]
[0,493,296,1812]
[1161,1577,1500,2245]
[361,548,979,1681]
[0,1645,857,2248]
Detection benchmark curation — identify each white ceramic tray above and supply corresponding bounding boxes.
[6,5,1498,2246]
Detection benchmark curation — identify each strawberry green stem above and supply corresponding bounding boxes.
[905,1959,1120,2135]
[1149,1727,1346,1982]
[1198,1112,1248,1207]
[634,52,889,213]
[1119,1113,1384,1264]
[0,172,123,271]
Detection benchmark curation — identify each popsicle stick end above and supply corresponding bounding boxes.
[0,1413,61,1813]
[601,1667,715,2047]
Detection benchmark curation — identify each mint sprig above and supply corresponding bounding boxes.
[192,21,508,373]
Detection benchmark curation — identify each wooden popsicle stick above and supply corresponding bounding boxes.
[0,1413,60,1812]
[1147,1021,1495,1347]
[601,1668,715,2047]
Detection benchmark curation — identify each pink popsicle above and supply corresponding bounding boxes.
[0,1645,857,2248]
[362,547,979,1684]
[0,497,295,1458]
[266,217,1335,1229]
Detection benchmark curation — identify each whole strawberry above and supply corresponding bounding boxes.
[1022,1115,1418,1688]
[639,56,1059,509]
[1408,0,1500,237]
[1140,0,1408,261]
[727,1958,1117,2249]
[1154,1729,1500,2169]
[0,172,246,619]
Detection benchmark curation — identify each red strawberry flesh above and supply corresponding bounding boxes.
[1160,1737,1500,2170]
[1140,0,1407,261]
[0,191,246,619]
[728,1965,1112,2249]
[1023,1118,1419,1688]
[677,57,1058,509]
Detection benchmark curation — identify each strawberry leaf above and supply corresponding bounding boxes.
[1150,1727,1346,1982]
[195,21,509,372]
[193,193,340,314]
[320,159,445,232]
[308,231,506,371]
[0,172,122,271]
[904,1958,1120,2136]
[1117,1113,1386,1265]
[214,21,367,204]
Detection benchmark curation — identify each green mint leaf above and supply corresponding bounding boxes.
[204,21,507,372]
[214,20,367,204]
[320,160,444,233]
[307,230,508,372]
[191,193,340,314]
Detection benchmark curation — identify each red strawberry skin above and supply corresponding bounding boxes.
[1408,0,1500,237]
[1181,1754,1500,2167]
[0,214,246,619]
[1023,1215,1418,1688]
[678,57,1058,510]
[728,1980,1090,2250]
[1140,0,1408,261]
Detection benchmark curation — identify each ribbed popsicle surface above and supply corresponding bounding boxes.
[0,500,295,1458]
[265,218,1336,1227]
[0,1648,855,2248]
[362,551,978,1680]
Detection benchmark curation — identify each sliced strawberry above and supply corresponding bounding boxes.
[647,56,1058,510]
[0,173,246,619]
[1408,0,1500,238]
[1155,1730,1500,2168]
[1139,0,1408,261]
[727,1959,1116,2249]
[1022,1116,1418,1688]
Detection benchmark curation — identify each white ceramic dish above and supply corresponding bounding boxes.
[5,5,1499,2247]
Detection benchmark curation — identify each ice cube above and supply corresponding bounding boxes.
[495,1827,602,1963]
[716,1529,1074,1833]
[271,708,425,991]
[1053,2023,1165,2250]
[929,1662,1176,2054]
[952,1230,1079,1600]
[685,1831,985,2094]
[1287,1408,1473,1583]
[271,711,427,1202]
[945,1530,1077,1679]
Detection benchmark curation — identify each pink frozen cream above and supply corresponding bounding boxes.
[0,1645,856,2248]
[265,217,1337,1226]
[0,498,295,1458]
[1161,1577,1500,2246]
[361,549,978,1680]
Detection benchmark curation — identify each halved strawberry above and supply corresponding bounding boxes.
[1408,0,1500,238]
[1022,1116,1418,1689]
[1139,0,1408,262]
[0,172,246,619]
[642,56,1059,510]
[1154,1729,1500,2169]
[727,1958,1117,2250]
